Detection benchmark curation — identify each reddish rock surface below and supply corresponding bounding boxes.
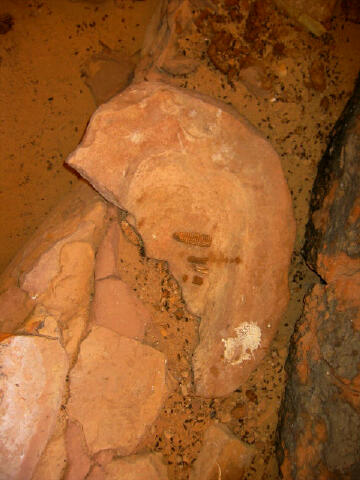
[190,423,255,480]
[0,335,68,480]
[0,182,107,336]
[65,420,91,480]
[67,80,295,397]
[94,216,119,280]
[31,423,67,480]
[91,276,150,340]
[0,284,35,333]
[67,325,170,455]
[87,453,168,480]
[280,74,360,478]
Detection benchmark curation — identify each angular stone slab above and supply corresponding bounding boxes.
[92,276,150,340]
[67,81,295,397]
[190,423,255,480]
[65,420,91,480]
[0,335,68,480]
[67,325,169,454]
[95,453,169,480]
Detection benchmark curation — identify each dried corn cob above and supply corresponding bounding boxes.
[173,232,212,247]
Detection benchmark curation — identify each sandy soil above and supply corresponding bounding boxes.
[1,1,360,479]
[0,0,158,272]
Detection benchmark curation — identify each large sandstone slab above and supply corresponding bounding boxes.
[67,325,169,455]
[67,81,295,397]
[0,335,68,480]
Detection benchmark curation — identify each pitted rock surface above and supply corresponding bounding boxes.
[67,81,295,397]
[280,73,360,479]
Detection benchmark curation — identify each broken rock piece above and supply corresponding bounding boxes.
[99,453,168,480]
[0,335,68,480]
[91,276,150,340]
[67,325,169,455]
[190,423,255,480]
[67,81,295,397]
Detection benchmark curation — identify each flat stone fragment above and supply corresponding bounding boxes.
[91,276,150,340]
[31,429,67,480]
[98,453,168,480]
[190,423,255,480]
[67,325,169,455]
[20,241,95,364]
[64,420,91,480]
[0,182,107,349]
[0,335,68,480]
[67,81,295,397]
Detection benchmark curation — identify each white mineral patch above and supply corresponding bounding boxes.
[130,131,144,144]
[222,322,262,365]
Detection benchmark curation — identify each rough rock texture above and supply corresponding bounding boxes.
[274,0,337,36]
[134,0,200,85]
[67,80,295,397]
[91,276,150,339]
[279,74,360,479]
[190,423,255,480]
[67,325,170,455]
[0,335,68,480]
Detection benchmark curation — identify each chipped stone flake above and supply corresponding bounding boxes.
[222,322,262,365]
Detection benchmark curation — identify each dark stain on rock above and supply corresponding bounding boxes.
[0,13,14,35]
